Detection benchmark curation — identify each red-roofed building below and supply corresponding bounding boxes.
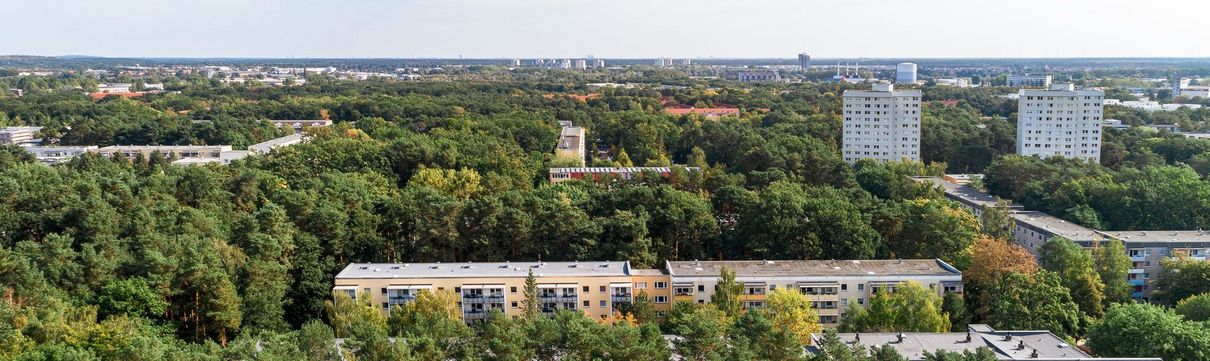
[90,92,147,101]
[664,108,741,117]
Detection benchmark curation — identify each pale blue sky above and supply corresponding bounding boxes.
[3,0,1207,58]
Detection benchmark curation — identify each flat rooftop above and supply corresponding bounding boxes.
[810,324,1149,360]
[1012,211,1105,241]
[336,261,633,279]
[1100,230,1210,243]
[912,177,1006,208]
[549,167,701,174]
[665,259,960,278]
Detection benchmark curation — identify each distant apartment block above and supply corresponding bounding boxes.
[333,258,962,326]
[1010,211,1106,253]
[92,145,231,159]
[1016,84,1104,163]
[842,83,922,163]
[0,126,42,145]
[23,146,97,165]
[249,133,305,155]
[554,121,586,166]
[270,119,332,133]
[1005,75,1052,88]
[736,71,781,83]
[664,108,741,118]
[548,166,700,183]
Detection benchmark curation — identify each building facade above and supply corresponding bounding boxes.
[895,62,918,84]
[736,71,781,83]
[1016,84,1104,162]
[810,324,1160,360]
[798,53,811,70]
[0,126,42,145]
[1006,75,1052,88]
[664,259,962,326]
[333,258,963,327]
[548,166,700,183]
[842,83,922,163]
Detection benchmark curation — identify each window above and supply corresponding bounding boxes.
[634,282,647,289]
[363,288,371,295]
[600,286,606,293]
[655,296,668,304]
[600,300,607,308]
[583,300,590,307]
[454,287,461,293]
[655,282,668,289]
[381,288,387,295]
[858,284,864,291]
[382,302,388,310]
[511,302,518,308]
[583,286,589,293]
[698,285,705,292]
[510,286,517,293]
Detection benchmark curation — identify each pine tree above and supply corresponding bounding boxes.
[521,270,540,320]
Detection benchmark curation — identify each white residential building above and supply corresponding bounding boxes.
[0,126,42,145]
[841,83,922,163]
[1006,75,1052,88]
[1016,84,1104,163]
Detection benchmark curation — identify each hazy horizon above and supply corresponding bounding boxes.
[5,0,1208,59]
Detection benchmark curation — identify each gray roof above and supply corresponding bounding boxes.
[811,325,1159,360]
[912,177,1008,209]
[665,259,961,278]
[1011,211,1105,242]
[1100,230,1210,243]
[335,261,632,279]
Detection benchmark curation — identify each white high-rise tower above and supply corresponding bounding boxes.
[841,83,922,163]
[1016,84,1104,162]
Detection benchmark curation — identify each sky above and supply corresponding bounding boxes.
[3,0,1208,59]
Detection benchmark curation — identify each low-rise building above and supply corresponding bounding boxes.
[248,133,304,155]
[1010,211,1106,253]
[911,176,1022,219]
[93,145,232,159]
[810,324,1159,360]
[23,146,97,164]
[555,121,586,166]
[736,71,782,83]
[333,258,962,327]
[665,107,741,118]
[664,259,962,326]
[334,261,640,321]
[270,119,332,133]
[1096,230,1210,301]
[0,126,43,145]
[548,166,700,183]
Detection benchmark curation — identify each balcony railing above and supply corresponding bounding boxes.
[1127,279,1147,286]
[611,295,633,304]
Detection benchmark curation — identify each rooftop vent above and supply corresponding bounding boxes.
[460,265,471,269]
[429,266,439,269]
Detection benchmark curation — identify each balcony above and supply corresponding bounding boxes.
[1128,268,1145,274]
[463,293,505,304]
[463,309,488,319]
[1129,254,1147,262]
[611,294,633,304]
[1132,291,1145,299]
[1127,279,1147,286]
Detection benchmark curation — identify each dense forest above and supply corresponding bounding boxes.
[2,69,1210,360]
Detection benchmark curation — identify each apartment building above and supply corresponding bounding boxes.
[842,83,922,163]
[555,121,586,166]
[333,261,641,321]
[923,175,1207,302]
[548,167,700,183]
[248,133,304,155]
[23,146,97,165]
[93,145,232,159]
[663,259,963,326]
[810,324,1160,360]
[1010,211,1107,253]
[0,126,42,145]
[1094,230,1210,301]
[1005,75,1052,88]
[270,119,332,133]
[736,71,781,83]
[911,176,1022,219]
[334,258,962,326]
[1016,84,1104,163]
